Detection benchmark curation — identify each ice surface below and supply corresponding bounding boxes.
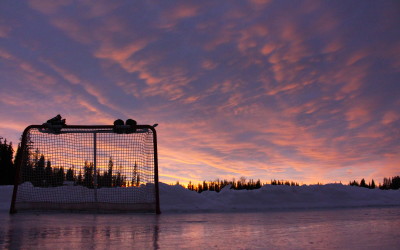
[1,207,400,249]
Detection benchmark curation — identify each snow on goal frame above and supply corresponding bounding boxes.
[10,122,161,214]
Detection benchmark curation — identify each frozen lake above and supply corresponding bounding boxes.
[1,207,399,249]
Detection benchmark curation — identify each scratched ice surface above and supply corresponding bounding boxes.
[1,208,400,249]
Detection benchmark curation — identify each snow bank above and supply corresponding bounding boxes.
[1,183,399,213]
[0,185,13,211]
[159,183,400,212]
[15,182,155,203]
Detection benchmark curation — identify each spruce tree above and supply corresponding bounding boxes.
[34,155,46,186]
[55,167,65,186]
[77,170,83,185]
[44,160,53,186]
[132,162,138,186]
[106,157,113,187]
[391,176,400,189]
[83,161,94,188]
[360,178,367,188]
[66,168,75,182]
[370,179,376,189]
[0,138,15,185]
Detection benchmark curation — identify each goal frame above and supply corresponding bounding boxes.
[10,124,161,214]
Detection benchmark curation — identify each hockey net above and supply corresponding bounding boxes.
[10,124,160,214]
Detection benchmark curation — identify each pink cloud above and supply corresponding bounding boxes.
[95,40,150,65]
[346,49,369,66]
[50,17,93,44]
[159,3,200,29]
[237,24,269,53]
[260,43,277,55]
[345,106,371,129]
[381,111,399,125]
[323,39,343,54]
[42,59,125,115]
[28,0,72,14]
[201,59,218,70]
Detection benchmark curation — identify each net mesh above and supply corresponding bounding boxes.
[14,126,158,212]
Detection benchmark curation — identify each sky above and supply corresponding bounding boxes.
[0,0,399,185]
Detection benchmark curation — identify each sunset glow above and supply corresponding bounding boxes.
[0,0,399,185]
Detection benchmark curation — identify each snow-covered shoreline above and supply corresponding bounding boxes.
[1,183,400,213]
[159,183,400,212]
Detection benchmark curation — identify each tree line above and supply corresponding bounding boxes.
[0,137,141,188]
[185,177,400,193]
[349,177,400,190]
[185,177,300,193]
[21,153,141,188]
[380,176,400,190]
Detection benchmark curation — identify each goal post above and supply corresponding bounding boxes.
[10,123,161,214]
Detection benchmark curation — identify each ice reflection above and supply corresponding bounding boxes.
[1,213,160,249]
[1,207,400,249]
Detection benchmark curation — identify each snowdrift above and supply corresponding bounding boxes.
[159,183,400,212]
[1,183,400,213]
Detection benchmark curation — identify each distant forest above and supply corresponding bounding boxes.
[184,176,400,193]
[19,153,140,188]
[0,137,140,188]
[1,137,400,191]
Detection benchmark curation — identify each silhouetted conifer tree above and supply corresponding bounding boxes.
[77,170,83,185]
[203,181,208,191]
[113,170,125,187]
[104,157,113,187]
[54,167,65,186]
[83,161,94,188]
[390,176,400,189]
[66,168,75,182]
[187,181,194,191]
[44,160,53,186]
[33,155,46,186]
[380,177,391,190]
[349,180,359,186]
[132,162,139,187]
[360,178,367,188]
[370,179,376,189]
[0,138,15,185]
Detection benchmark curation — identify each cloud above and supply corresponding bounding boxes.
[28,0,72,14]
[0,0,399,185]
[381,111,399,125]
